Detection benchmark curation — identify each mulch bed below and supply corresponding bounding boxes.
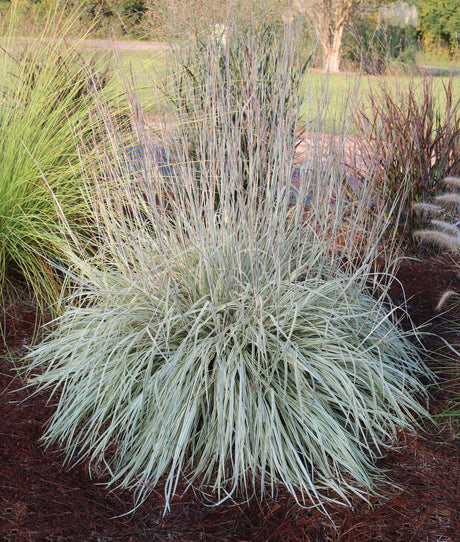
[1,255,459,541]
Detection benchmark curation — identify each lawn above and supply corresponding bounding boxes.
[3,36,458,131]
[114,47,460,132]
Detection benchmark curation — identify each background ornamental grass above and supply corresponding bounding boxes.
[26,22,431,512]
[0,10,106,312]
[414,176,460,424]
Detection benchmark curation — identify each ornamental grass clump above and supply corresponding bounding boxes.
[414,177,460,422]
[165,21,307,205]
[26,22,430,513]
[0,8,106,311]
[356,74,460,245]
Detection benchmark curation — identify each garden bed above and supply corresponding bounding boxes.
[1,255,458,542]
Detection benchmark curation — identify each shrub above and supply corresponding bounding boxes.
[26,22,430,513]
[344,19,418,75]
[415,0,460,53]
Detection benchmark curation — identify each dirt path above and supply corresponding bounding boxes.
[81,39,169,50]
[418,64,460,73]
[2,36,170,51]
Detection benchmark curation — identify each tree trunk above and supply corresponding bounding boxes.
[293,0,356,73]
[326,24,345,72]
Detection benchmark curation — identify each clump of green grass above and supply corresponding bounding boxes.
[0,8,106,311]
[26,21,430,513]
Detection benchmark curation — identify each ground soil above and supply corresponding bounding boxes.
[1,254,459,542]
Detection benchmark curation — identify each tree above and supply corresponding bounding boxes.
[415,0,460,51]
[293,0,359,72]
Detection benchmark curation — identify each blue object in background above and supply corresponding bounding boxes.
[126,144,364,205]
[126,144,178,182]
[289,166,363,206]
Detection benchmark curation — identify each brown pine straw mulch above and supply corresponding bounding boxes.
[1,255,459,541]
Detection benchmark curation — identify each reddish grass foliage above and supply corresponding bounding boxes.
[356,74,460,244]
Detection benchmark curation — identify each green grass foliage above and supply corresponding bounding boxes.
[0,11,105,308]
